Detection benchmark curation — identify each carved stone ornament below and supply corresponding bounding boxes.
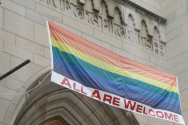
[38,0,166,58]
[53,0,64,10]
[73,6,84,19]
[78,0,85,5]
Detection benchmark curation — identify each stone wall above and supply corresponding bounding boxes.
[159,0,188,125]
[0,0,183,125]
[129,0,161,15]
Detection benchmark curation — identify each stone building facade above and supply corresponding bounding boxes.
[0,0,187,125]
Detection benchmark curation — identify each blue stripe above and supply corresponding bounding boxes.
[52,46,179,101]
[53,55,181,114]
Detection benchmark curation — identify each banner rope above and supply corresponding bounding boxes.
[0,71,51,96]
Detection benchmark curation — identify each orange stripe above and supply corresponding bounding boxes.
[48,21,177,87]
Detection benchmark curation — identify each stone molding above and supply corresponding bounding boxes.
[75,0,166,41]
[37,0,166,59]
[14,74,139,125]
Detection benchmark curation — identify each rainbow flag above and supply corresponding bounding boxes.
[46,21,184,124]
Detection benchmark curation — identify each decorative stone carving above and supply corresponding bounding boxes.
[78,0,85,5]
[119,5,128,25]
[158,25,166,43]
[73,6,84,19]
[91,0,101,12]
[47,0,53,4]
[86,11,102,27]
[105,0,116,18]
[153,41,165,57]
[53,0,64,10]
[37,0,166,58]
[114,23,126,39]
[127,30,134,42]
[103,18,113,33]
[146,35,153,51]
[66,0,71,9]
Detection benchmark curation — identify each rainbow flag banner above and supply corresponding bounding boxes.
[46,21,184,124]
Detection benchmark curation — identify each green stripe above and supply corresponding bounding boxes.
[52,46,179,101]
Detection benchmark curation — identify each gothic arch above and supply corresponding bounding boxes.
[40,116,68,125]
[153,26,160,41]
[10,72,139,125]
[113,7,121,23]
[141,20,149,35]
[128,14,136,29]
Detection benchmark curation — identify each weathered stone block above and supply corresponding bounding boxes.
[0,74,5,87]
[0,7,3,29]
[34,54,51,67]
[167,50,188,69]
[150,54,167,69]
[16,36,44,56]
[2,103,16,124]
[182,99,188,111]
[116,114,133,125]
[63,15,93,36]
[133,113,148,125]
[180,32,188,52]
[0,29,16,45]
[5,78,24,91]
[36,3,62,21]
[44,47,51,59]
[4,10,33,41]
[0,86,16,101]
[0,40,3,51]
[169,61,187,75]
[11,88,26,105]
[0,51,10,74]
[161,0,178,10]
[112,46,134,60]
[4,43,33,62]
[12,0,35,10]
[166,37,181,60]
[34,0,54,9]
[182,110,188,124]
[1,0,26,16]
[123,42,149,61]
[95,105,112,124]
[142,0,161,10]
[177,72,187,92]
[180,89,188,101]
[34,22,49,47]
[0,98,11,122]
[94,29,122,49]
[166,27,182,42]
[161,1,181,17]
[177,4,188,18]
[165,15,186,33]
[142,1,161,16]
[165,11,177,24]
[10,56,42,82]
[182,21,188,33]
[26,9,52,26]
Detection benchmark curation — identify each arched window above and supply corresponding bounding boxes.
[40,116,68,125]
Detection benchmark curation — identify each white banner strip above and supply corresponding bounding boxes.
[51,71,185,125]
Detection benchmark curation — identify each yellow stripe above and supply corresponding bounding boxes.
[51,37,178,93]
